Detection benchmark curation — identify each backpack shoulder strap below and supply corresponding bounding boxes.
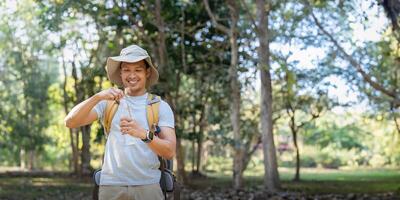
[104,100,119,136]
[146,93,161,132]
[146,94,164,170]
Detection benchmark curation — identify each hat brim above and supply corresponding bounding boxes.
[106,55,159,88]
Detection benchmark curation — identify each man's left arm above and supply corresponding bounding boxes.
[147,127,176,159]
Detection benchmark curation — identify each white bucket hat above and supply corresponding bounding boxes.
[106,45,159,88]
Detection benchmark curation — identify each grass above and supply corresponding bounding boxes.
[280,168,400,194]
[0,177,93,200]
[191,167,400,194]
[0,168,399,199]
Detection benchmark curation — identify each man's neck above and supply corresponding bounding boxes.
[124,88,146,96]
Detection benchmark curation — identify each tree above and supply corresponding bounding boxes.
[279,68,330,181]
[299,0,400,136]
[203,0,246,189]
[304,0,400,108]
[255,0,281,191]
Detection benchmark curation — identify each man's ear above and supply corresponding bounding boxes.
[146,68,151,79]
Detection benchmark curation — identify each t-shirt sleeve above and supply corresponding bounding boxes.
[158,100,175,128]
[93,100,107,123]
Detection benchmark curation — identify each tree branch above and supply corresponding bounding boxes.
[307,4,400,107]
[239,0,259,35]
[247,136,262,158]
[390,106,400,135]
[243,136,262,170]
[273,114,281,124]
[203,0,230,34]
[298,109,320,129]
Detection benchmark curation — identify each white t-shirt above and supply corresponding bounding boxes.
[93,92,175,186]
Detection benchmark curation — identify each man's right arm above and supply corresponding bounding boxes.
[64,88,124,128]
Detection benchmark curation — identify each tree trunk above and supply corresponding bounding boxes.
[203,0,243,188]
[71,60,86,175]
[192,138,196,173]
[176,137,187,183]
[175,6,188,183]
[61,57,79,174]
[196,128,204,173]
[203,0,244,189]
[257,0,281,191]
[28,149,35,170]
[289,116,300,181]
[75,128,81,175]
[81,125,92,175]
[201,141,210,172]
[175,102,187,183]
[20,149,25,169]
[294,136,300,181]
[191,114,196,173]
[288,109,300,181]
[155,0,167,75]
[224,0,244,189]
[71,129,79,174]
[196,103,207,173]
[153,0,187,185]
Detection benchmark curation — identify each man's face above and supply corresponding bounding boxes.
[120,60,150,93]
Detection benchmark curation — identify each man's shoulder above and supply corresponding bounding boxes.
[157,98,170,107]
[149,94,172,111]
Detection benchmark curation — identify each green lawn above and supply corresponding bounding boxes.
[0,177,93,200]
[280,168,400,194]
[192,168,400,194]
[0,168,399,199]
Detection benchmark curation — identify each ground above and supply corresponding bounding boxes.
[0,168,399,200]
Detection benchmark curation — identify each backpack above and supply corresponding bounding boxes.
[92,93,180,200]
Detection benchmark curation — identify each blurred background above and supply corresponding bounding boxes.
[0,0,400,199]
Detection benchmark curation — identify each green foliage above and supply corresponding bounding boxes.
[0,0,57,167]
[304,122,365,150]
[0,0,399,178]
[300,155,318,168]
[315,151,343,169]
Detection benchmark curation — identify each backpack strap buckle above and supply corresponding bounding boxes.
[147,96,161,105]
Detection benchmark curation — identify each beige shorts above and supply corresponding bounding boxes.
[99,184,164,200]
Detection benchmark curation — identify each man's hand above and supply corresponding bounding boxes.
[65,88,122,128]
[120,117,146,139]
[95,88,124,101]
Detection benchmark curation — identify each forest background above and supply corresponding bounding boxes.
[0,0,400,199]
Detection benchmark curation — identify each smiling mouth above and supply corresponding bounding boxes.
[127,80,138,85]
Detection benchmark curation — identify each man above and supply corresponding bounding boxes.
[64,45,176,200]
